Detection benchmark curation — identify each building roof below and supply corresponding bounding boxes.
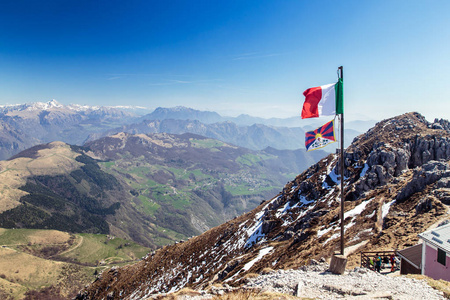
[419,222,450,253]
[397,244,422,269]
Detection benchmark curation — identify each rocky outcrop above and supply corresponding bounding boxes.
[353,133,450,199]
[396,161,450,202]
[409,135,450,167]
[433,118,450,132]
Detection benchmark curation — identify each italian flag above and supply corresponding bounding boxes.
[301,78,343,119]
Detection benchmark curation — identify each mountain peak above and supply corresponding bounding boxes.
[143,106,222,124]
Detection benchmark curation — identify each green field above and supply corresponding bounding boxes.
[189,138,226,149]
[60,233,149,265]
[225,183,278,196]
[236,153,272,166]
[0,228,151,299]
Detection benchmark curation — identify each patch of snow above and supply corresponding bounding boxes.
[245,220,265,248]
[366,209,376,218]
[317,226,334,238]
[328,167,340,184]
[243,247,274,271]
[226,247,274,282]
[382,200,396,219]
[276,201,292,218]
[345,221,355,232]
[344,199,370,219]
[299,195,314,207]
[322,156,338,188]
[351,229,373,241]
[254,196,278,221]
[359,163,369,178]
[323,232,339,245]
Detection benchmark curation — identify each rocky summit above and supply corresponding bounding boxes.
[77,112,450,300]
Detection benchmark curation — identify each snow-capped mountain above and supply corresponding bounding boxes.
[0,100,139,160]
[0,101,367,160]
[77,112,450,299]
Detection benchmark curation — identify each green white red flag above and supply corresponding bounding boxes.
[301,78,343,119]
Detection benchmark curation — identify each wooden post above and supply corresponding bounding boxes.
[329,252,348,275]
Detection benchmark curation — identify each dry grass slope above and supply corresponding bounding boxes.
[0,142,82,214]
[0,228,151,300]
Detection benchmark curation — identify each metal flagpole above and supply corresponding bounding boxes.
[338,66,345,256]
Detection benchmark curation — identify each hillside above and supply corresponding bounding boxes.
[0,228,150,300]
[77,112,450,299]
[84,132,325,237]
[0,141,157,246]
[0,133,325,249]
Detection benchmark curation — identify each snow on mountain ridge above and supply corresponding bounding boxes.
[0,99,146,114]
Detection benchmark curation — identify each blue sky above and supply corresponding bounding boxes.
[0,0,449,121]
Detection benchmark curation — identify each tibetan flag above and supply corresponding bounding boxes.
[301,78,343,119]
[305,119,336,151]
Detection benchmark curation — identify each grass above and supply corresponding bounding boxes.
[168,167,212,182]
[0,246,69,298]
[0,228,151,299]
[0,228,71,247]
[406,274,450,298]
[236,154,271,166]
[189,138,226,149]
[153,226,187,246]
[101,161,115,168]
[137,195,161,215]
[150,188,190,209]
[225,183,278,196]
[59,233,150,265]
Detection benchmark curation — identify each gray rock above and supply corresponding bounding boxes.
[432,123,444,130]
[397,161,450,202]
[416,197,434,214]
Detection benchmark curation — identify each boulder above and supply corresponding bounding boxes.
[415,197,433,214]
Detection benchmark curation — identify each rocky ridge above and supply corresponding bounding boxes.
[77,112,450,299]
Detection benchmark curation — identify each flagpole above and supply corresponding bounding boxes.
[338,66,345,256]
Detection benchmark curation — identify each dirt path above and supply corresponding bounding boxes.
[57,235,84,256]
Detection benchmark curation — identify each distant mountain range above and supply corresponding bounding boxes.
[141,106,377,131]
[0,100,376,160]
[0,100,137,160]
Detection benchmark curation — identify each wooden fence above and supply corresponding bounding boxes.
[360,250,397,270]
